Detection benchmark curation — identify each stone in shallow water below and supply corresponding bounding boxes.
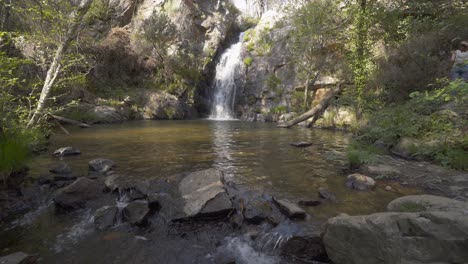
[318,187,337,202]
[94,206,117,230]
[241,193,274,224]
[273,198,306,219]
[345,174,376,191]
[123,200,150,225]
[88,159,115,173]
[290,142,313,148]
[200,192,233,218]
[0,252,37,264]
[49,162,72,174]
[53,147,81,156]
[54,178,105,210]
[281,236,329,263]
[178,168,227,218]
[298,200,322,206]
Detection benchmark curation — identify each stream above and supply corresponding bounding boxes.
[0,120,417,263]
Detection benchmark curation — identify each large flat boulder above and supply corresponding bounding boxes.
[54,178,105,210]
[178,169,232,219]
[323,195,468,264]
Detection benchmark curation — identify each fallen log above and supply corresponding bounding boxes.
[48,114,91,128]
[278,85,341,128]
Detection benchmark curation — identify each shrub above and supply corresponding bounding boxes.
[0,130,31,184]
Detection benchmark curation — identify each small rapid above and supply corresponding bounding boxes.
[210,33,244,120]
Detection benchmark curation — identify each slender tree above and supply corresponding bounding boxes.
[27,0,94,127]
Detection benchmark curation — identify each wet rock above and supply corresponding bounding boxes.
[290,142,313,148]
[49,163,72,174]
[298,200,321,206]
[281,236,328,263]
[178,169,228,218]
[318,187,337,202]
[54,178,105,210]
[243,197,273,224]
[273,198,306,219]
[88,159,115,173]
[200,192,233,218]
[0,252,37,264]
[323,196,468,264]
[345,174,376,191]
[364,164,400,178]
[94,206,117,230]
[104,174,124,192]
[123,200,150,225]
[53,147,81,156]
[52,180,75,189]
[53,174,76,182]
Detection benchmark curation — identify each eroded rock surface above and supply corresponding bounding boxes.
[323,195,468,264]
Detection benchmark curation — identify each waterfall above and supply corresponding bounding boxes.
[209,33,244,120]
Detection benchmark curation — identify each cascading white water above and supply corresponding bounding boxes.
[209,33,244,120]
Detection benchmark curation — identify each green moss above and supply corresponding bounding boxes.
[244,57,253,66]
[398,202,426,212]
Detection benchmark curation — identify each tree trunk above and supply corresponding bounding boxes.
[278,86,341,128]
[27,0,94,127]
[303,79,309,110]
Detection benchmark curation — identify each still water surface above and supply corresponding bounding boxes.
[1,120,417,263]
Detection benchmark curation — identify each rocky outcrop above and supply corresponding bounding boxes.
[323,195,468,264]
[54,178,105,210]
[142,92,187,120]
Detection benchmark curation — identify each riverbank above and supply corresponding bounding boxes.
[1,120,467,263]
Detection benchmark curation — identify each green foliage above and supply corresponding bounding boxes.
[272,105,287,114]
[244,57,253,67]
[142,11,176,60]
[346,141,383,168]
[266,74,282,90]
[354,81,468,170]
[0,131,29,184]
[398,202,426,213]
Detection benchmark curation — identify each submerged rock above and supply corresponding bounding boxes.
[298,200,321,206]
[54,178,105,210]
[318,187,337,202]
[364,164,400,178]
[49,162,72,175]
[0,252,37,264]
[123,200,150,225]
[345,174,376,191]
[323,195,468,264]
[94,206,117,230]
[88,159,115,173]
[177,169,232,219]
[290,142,313,148]
[273,198,306,219]
[53,147,81,157]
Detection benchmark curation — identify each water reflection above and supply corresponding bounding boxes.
[211,121,237,181]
